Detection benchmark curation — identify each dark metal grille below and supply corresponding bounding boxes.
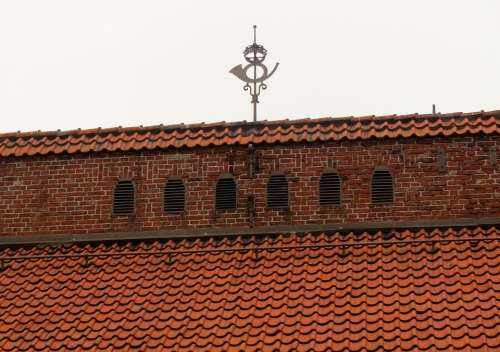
[320,172,341,206]
[215,177,237,210]
[267,174,288,208]
[164,179,185,213]
[113,180,135,215]
[371,170,394,204]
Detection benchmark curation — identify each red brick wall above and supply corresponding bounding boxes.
[0,135,499,236]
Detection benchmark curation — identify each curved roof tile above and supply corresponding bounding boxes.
[0,226,498,351]
[0,110,499,157]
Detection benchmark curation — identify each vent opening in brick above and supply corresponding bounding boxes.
[215,176,237,210]
[371,169,394,204]
[320,171,341,206]
[267,174,288,208]
[164,178,185,213]
[113,180,135,215]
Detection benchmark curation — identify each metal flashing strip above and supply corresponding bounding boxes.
[0,216,499,248]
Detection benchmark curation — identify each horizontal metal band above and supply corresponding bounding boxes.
[0,216,499,248]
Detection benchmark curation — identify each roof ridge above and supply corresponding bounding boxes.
[0,110,499,157]
[1,109,498,139]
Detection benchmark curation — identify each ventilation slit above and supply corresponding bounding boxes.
[113,180,135,215]
[320,172,341,206]
[267,174,288,208]
[216,177,237,210]
[164,179,185,213]
[371,170,394,203]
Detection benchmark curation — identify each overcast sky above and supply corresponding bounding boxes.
[1,1,499,133]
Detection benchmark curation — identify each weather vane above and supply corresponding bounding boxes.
[230,25,279,122]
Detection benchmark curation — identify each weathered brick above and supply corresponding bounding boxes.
[0,136,498,236]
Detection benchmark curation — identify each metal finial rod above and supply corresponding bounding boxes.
[229,26,279,122]
[252,27,257,122]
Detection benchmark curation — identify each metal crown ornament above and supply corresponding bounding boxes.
[230,25,279,122]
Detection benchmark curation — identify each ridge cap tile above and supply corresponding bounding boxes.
[0,109,498,153]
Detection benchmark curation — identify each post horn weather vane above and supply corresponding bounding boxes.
[230,25,279,122]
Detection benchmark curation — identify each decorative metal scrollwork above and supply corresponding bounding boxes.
[230,26,279,122]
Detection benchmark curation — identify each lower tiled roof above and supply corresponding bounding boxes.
[0,110,499,157]
[0,226,499,351]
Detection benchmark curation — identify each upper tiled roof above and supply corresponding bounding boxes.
[0,226,499,351]
[0,110,499,157]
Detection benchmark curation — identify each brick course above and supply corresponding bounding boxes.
[0,135,498,236]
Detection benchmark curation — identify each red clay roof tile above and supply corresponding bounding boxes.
[0,226,498,351]
[0,110,499,157]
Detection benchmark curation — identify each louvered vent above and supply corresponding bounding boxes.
[371,169,394,204]
[320,172,341,206]
[164,178,185,213]
[267,174,288,208]
[113,180,135,215]
[215,177,237,210]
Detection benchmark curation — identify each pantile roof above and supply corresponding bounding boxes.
[0,110,499,157]
[0,226,499,351]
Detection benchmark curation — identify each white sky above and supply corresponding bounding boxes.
[1,0,499,133]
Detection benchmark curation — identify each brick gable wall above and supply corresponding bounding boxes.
[0,135,498,236]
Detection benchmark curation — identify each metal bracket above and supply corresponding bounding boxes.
[83,255,91,268]
[247,194,256,227]
[429,242,438,254]
[253,248,259,261]
[247,144,259,178]
[339,245,349,258]
[437,148,447,172]
[382,229,394,241]
[0,258,7,271]
[470,239,479,250]
[228,156,235,174]
[490,146,497,168]
[167,252,174,265]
